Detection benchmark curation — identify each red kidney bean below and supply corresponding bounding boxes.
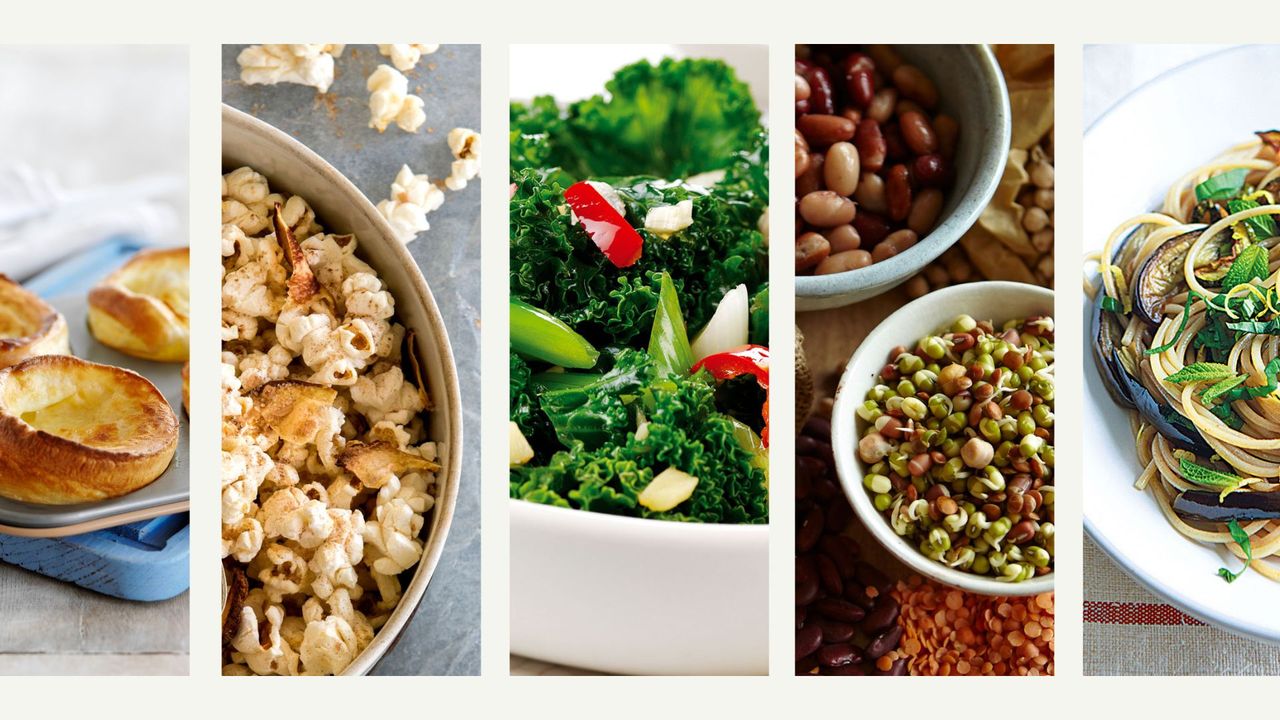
[853,210,891,246]
[797,114,855,146]
[796,655,820,675]
[885,164,912,221]
[861,596,900,632]
[814,598,866,624]
[846,69,874,109]
[825,499,852,535]
[845,583,875,610]
[797,504,825,552]
[813,619,855,644]
[892,64,938,108]
[816,553,843,595]
[803,65,834,115]
[853,118,886,172]
[818,643,862,668]
[796,573,820,606]
[866,625,904,660]
[882,122,908,162]
[899,110,938,155]
[804,414,832,438]
[796,625,823,660]
[912,153,948,186]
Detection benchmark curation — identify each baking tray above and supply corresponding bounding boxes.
[0,289,189,533]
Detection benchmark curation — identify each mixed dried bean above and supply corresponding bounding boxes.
[795,44,957,275]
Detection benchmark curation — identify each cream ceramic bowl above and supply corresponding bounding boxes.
[510,501,768,675]
[222,105,463,675]
[831,281,1054,596]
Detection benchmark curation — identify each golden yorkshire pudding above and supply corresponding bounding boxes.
[0,275,69,369]
[0,355,178,504]
[87,247,189,362]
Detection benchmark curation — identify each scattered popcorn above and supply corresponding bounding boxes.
[377,44,439,72]
[367,64,425,133]
[237,44,345,93]
[445,128,481,190]
[375,165,444,243]
[222,168,440,676]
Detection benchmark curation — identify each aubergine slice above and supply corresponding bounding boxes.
[1173,490,1280,523]
[1132,229,1202,326]
[1091,282,1214,456]
[1091,289,1135,410]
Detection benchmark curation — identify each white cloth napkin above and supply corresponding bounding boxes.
[0,165,183,280]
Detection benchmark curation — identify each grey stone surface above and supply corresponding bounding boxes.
[223,44,481,677]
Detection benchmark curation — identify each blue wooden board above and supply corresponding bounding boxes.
[0,238,190,601]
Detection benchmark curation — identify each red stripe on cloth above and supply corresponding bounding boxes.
[1084,601,1204,626]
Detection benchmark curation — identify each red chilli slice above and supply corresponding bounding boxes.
[564,181,644,268]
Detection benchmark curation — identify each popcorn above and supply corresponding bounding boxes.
[375,165,444,244]
[222,168,439,676]
[445,128,481,191]
[237,44,345,93]
[377,44,439,72]
[366,64,425,133]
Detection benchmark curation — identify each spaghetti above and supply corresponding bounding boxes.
[1087,132,1280,582]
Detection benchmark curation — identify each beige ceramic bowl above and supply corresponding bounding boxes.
[222,105,463,675]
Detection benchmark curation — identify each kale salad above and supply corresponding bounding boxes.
[508,57,770,524]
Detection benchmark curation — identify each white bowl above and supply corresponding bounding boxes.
[831,281,1054,596]
[510,501,768,675]
[222,105,463,675]
[1084,45,1280,644]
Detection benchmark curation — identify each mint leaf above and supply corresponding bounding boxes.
[1221,243,1271,289]
[1196,168,1248,202]
[1165,362,1237,385]
[1218,519,1253,583]
[1227,198,1278,241]
[1202,374,1248,403]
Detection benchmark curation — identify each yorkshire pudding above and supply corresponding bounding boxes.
[0,355,178,504]
[0,275,69,368]
[88,247,190,362]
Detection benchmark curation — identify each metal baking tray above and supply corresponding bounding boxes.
[0,293,189,533]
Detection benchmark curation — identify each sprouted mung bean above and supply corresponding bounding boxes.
[856,314,1055,582]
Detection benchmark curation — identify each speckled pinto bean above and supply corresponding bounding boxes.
[795,412,905,675]
[795,231,831,272]
[795,44,957,276]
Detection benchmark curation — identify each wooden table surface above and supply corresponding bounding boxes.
[798,285,921,583]
[0,563,188,675]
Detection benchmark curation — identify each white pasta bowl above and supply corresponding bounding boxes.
[509,500,768,675]
[831,281,1054,597]
[222,105,463,675]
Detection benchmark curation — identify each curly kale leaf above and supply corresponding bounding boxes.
[510,171,766,349]
[510,58,761,182]
[510,370,768,523]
